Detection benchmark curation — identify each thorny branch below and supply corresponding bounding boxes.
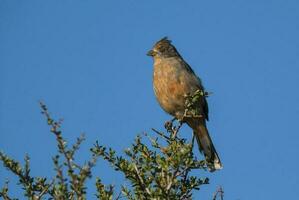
[0,101,218,200]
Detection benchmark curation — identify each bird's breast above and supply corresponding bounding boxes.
[153,59,197,118]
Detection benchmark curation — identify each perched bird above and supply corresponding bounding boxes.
[147,37,222,171]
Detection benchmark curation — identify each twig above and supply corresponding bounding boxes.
[0,181,12,200]
[212,186,224,200]
[115,190,123,200]
[36,180,54,200]
[133,164,152,197]
[39,102,82,198]
[172,121,183,139]
[151,128,171,141]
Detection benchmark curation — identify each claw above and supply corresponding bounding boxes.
[164,120,173,132]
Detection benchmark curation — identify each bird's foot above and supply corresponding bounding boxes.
[172,121,183,139]
[164,118,183,139]
[164,118,175,133]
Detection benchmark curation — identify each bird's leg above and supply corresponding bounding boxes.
[172,120,183,139]
[164,117,176,133]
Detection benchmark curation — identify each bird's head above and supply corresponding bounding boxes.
[147,37,180,58]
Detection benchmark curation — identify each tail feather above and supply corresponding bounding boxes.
[188,120,222,172]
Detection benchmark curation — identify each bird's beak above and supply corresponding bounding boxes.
[147,50,154,57]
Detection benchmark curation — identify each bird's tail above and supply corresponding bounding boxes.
[188,121,222,172]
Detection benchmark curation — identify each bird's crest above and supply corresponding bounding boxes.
[153,37,180,58]
[155,37,171,46]
[154,37,172,50]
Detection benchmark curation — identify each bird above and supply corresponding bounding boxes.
[147,37,222,171]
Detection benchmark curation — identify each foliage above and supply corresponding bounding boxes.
[184,89,211,119]
[0,102,214,200]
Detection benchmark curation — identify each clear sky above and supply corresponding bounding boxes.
[1,1,299,199]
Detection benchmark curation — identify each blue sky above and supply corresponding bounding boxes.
[1,1,299,199]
